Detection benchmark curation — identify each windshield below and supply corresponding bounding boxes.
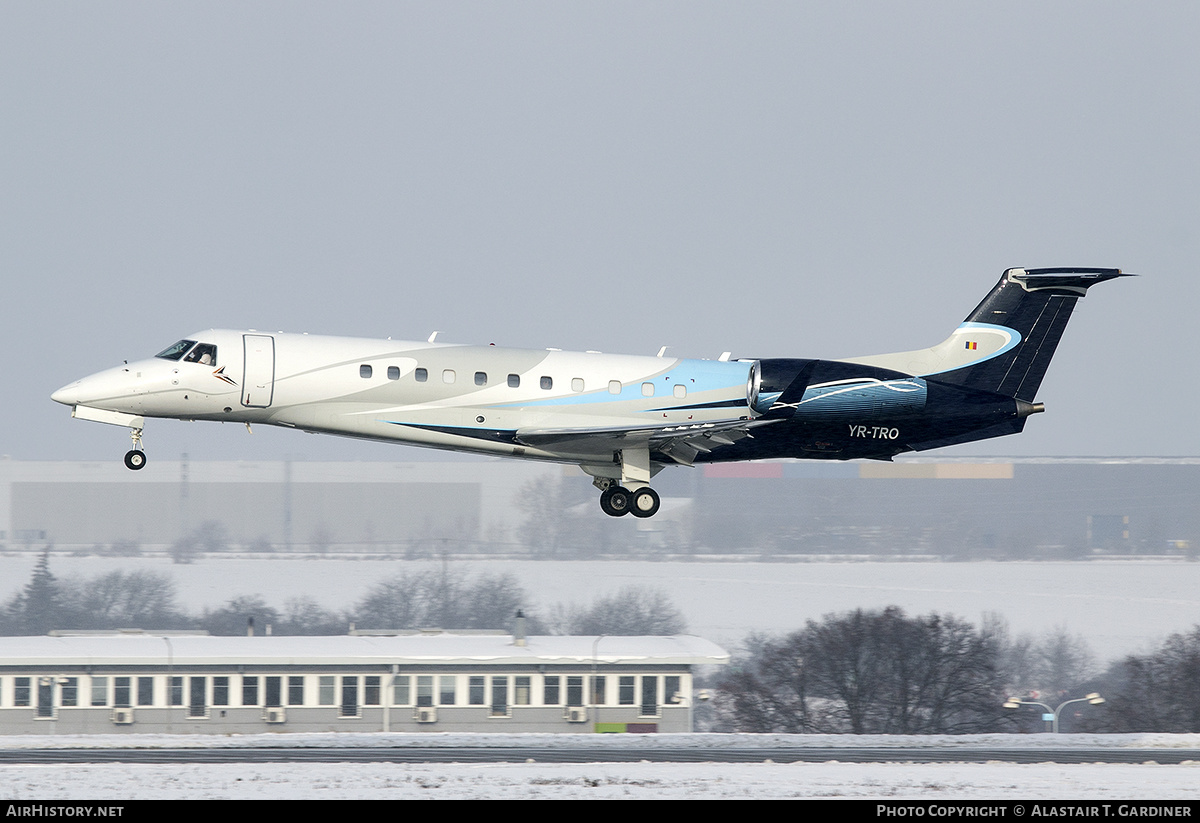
[155,339,196,361]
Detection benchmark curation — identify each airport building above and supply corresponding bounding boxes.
[0,456,1196,556]
[0,630,727,735]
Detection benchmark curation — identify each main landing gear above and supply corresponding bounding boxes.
[592,447,661,518]
[123,427,147,471]
[598,485,660,518]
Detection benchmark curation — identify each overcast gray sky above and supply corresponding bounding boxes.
[3,1,1197,464]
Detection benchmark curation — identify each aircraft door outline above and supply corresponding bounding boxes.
[242,334,275,408]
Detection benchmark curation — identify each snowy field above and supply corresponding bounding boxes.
[4,557,1200,659]
[2,733,1200,799]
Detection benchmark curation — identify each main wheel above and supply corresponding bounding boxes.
[124,450,147,471]
[630,487,660,518]
[599,486,632,517]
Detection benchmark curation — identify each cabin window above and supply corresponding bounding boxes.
[442,369,456,384]
[674,384,687,398]
[642,382,655,397]
[608,381,622,395]
[475,371,487,386]
[540,376,553,390]
[360,364,372,378]
[387,366,400,380]
[414,368,428,382]
[507,374,520,388]
[571,378,584,392]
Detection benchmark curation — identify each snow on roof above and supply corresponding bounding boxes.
[0,633,729,668]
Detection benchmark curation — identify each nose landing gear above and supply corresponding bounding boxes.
[123,427,147,471]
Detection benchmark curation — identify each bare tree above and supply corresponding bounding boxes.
[716,607,1007,734]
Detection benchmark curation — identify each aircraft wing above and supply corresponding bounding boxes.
[514,417,781,465]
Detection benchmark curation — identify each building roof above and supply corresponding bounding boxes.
[0,633,729,668]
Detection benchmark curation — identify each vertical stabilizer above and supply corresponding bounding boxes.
[842,267,1130,401]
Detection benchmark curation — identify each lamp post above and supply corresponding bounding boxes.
[1003,693,1105,732]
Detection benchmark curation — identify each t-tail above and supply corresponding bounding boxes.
[843,267,1131,401]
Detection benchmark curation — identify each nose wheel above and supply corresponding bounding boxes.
[123,427,147,471]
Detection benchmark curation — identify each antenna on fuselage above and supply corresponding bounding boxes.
[718,351,732,361]
[428,331,439,343]
[656,346,668,358]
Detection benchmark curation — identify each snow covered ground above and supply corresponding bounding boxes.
[2,733,1199,800]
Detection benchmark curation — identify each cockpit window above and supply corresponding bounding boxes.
[183,343,217,366]
[155,339,197,361]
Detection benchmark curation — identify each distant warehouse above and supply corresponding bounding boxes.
[0,630,726,735]
[1,457,1197,556]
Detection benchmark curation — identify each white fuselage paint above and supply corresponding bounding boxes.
[52,330,757,467]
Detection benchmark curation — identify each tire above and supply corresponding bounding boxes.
[599,486,632,517]
[124,450,147,471]
[630,487,660,518]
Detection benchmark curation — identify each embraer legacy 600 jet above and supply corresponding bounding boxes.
[53,267,1127,518]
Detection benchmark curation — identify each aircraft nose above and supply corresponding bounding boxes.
[51,381,82,406]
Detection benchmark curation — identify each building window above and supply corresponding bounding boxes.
[507,374,520,388]
[468,676,485,705]
[543,676,560,706]
[417,676,434,708]
[642,382,655,397]
[540,376,552,390]
[360,364,372,378]
[571,378,584,392]
[319,676,336,706]
[514,676,531,706]
[213,677,230,707]
[61,678,78,707]
[619,676,635,706]
[288,676,305,706]
[37,679,53,718]
[474,371,487,386]
[591,676,606,706]
[392,676,410,706]
[387,365,400,380]
[265,676,282,708]
[490,676,508,717]
[91,677,108,707]
[665,676,682,705]
[640,675,658,716]
[242,676,259,707]
[114,677,131,709]
[137,677,154,706]
[608,380,621,395]
[170,677,184,707]
[340,676,359,717]
[566,676,584,708]
[415,368,428,382]
[439,676,456,706]
[189,677,206,718]
[14,677,30,707]
[365,676,381,706]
